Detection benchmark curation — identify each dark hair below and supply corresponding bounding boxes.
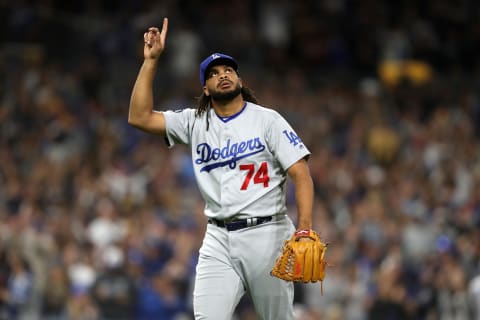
[194,86,259,129]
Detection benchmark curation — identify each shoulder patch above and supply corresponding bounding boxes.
[282,130,303,147]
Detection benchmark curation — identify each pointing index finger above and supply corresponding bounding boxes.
[160,17,168,37]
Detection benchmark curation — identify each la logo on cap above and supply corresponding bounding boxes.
[211,53,220,59]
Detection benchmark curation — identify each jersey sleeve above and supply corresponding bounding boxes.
[163,108,197,147]
[266,113,311,170]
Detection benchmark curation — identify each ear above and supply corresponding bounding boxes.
[203,86,210,96]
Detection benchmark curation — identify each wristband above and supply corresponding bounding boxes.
[294,229,312,238]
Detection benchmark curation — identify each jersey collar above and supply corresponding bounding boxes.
[216,102,247,123]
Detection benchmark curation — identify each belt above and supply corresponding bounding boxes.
[208,215,275,231]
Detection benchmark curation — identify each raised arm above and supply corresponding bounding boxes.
[128,18,168,135]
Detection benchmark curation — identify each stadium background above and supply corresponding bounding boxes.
[1,1,480,319]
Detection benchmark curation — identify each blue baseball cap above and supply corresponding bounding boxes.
[199,52,238,86]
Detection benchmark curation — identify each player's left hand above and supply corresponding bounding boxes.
[270,229,328,283]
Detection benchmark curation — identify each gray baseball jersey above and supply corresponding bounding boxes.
[163,102,310,220]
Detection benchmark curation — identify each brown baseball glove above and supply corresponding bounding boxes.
[271,229,328,284]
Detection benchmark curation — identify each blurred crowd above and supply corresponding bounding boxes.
[1,1,480,319]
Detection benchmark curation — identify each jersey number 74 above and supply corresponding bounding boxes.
[239,162,270,190]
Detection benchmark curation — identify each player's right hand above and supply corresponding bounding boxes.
[143,17,168,60]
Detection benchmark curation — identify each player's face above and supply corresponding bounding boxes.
[204,65,242,102]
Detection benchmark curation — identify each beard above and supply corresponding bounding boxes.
[209,83,242,103]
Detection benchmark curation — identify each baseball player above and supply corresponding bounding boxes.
[129,18,315,320]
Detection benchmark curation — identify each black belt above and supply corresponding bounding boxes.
[208,216,274,231]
